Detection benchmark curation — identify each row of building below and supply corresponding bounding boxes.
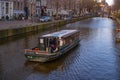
[0,0,81,20]
[0,0,111,20]
[0,0,95,20]
[0,0,47,20]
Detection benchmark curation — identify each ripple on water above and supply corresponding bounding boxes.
[1,17,120,80]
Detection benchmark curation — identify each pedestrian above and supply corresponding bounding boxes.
[6,15,9,21]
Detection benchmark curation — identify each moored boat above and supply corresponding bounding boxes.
[24,30,80,62]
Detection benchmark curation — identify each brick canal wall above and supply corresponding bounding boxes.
[0,17,91,38]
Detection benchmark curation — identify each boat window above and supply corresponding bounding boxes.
[49,38,57,47]
[38,30,80,52]
[40,39,44,44]
[60,40,63,46]
[49,38,58,53]
[38,38,46,50]
[59,31,80,47]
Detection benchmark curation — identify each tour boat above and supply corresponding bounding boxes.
[24,30,80,62]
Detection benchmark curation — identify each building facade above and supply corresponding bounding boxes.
[28,0,47,17]
[28,0,36,17]
[0,0,47,20]
[40,0,47,16]
[35,0,41,17]
[0,0,13,20]
[13,0,25,19]
[46,0,56,16]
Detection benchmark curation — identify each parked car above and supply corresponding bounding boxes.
[40,16,52,22]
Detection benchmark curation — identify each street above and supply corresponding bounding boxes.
[0,20,36,30]
[0,17,120,80]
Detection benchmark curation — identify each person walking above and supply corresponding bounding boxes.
[6,15,9,21]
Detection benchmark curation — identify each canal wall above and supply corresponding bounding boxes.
[0,17,91,38]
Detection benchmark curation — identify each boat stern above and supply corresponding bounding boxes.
[24,49,57,62]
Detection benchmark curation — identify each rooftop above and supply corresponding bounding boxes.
[42,30,78,38]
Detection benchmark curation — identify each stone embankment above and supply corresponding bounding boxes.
[0,17,91,38]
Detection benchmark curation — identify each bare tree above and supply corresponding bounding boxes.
[113,0,120,10]
[46,0,101,16]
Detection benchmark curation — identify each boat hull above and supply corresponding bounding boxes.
[24,39,80,62]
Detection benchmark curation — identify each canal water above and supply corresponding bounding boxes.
[0,17,120,80]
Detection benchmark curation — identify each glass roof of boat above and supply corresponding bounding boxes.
[42,30,78,38]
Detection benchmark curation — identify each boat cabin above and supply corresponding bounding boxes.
[37,30,80,53]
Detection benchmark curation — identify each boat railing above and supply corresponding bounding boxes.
[25,49,48,54]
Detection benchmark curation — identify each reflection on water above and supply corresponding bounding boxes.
[24,45,79,74]
[0,17,120,80]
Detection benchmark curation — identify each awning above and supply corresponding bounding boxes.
[13,10,25,14]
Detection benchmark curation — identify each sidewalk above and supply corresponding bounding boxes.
[0,20,37,30]
[0,17,92,38]
[0,16,87,30]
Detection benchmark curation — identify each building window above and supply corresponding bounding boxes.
[6,2,9,14]
[13,1,16,10]
[21,2,23,10]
